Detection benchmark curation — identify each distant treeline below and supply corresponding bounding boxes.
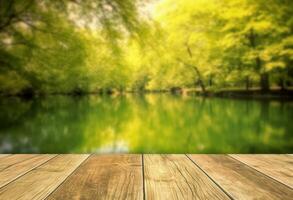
[0,0,292,96]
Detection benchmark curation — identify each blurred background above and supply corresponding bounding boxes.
[0,0,292,153]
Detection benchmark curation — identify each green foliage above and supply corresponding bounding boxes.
[148,0,293,91]
[0,0,292,95]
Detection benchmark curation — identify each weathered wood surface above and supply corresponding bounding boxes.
[0,154,37,171]
[0,154,56,188]
[230,154,293,188]
[0,154,89,200]
[47,154,143,200]
[144,154,230,200]
[0,154,291,200]
[188,154,293,200]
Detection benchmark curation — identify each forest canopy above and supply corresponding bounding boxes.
[0,0,292,95]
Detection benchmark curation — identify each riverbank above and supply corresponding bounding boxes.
[1,87,293,100]
[184,88,293,99]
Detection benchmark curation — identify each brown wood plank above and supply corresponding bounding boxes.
[0,154,56,188]
[46,154,143,200]
[0,154,10,159]
[144,154,230,200]
[0,154,37,171]
[230,154,293,189]
[189,155,293,200]
[0,154,89,200]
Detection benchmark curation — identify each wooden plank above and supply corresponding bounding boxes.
[189,155,293,200]
[230,154,293,189]
[0,154,88,200]
[0,154,56,188]
[47,154,143,200]
[0,154,37,171]
[0,154,10,159]
[144,154,230,200]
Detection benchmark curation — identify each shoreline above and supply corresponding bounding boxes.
[187,89,293,100]
[0,88,292,100]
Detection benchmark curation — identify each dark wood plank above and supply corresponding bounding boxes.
[47,154,143,200]
[144,154,230,200]
[230,154,293,188]
[0,154,56,188]
[0,154,89,200]
[189,155,293,200]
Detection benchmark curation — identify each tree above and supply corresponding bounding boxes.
[0,0,145,95]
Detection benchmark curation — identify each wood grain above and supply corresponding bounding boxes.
[189,154,293,200]
[0,154,37,171]
[144,154,230,200]
[0,154,56,188]
[0,154,88,200]
[47,154,143,200]
[230,154,293,188]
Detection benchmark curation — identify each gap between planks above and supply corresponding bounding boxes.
[0,154,89,200]
[188,154,293,200]
[228,154,293,189]
[0,154,58,189]
[185,154,233,199]
[46,154,143,200]
[44,154,92,199]
[0,154,292,200]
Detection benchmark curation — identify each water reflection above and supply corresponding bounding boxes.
[0,94,292,153]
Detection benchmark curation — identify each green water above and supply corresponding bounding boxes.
[0,94,292,153]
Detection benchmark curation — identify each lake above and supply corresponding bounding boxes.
[0,94,292,153]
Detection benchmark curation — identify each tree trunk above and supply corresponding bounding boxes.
[260,72,269,92]
[209,76,213,87]
[183,43,206,93]
[200,81,206,93]
[245,76,250,91]
[278,77,286,91]
[192,66,206,93]
[196,78,206,93]
[255,56,269,92]
[248,29,270,92]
